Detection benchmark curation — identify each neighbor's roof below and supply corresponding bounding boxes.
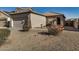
[0,11,11,20]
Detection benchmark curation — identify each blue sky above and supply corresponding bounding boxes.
[0,7,79,19]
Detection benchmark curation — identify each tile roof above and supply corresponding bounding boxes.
[43,12,64,17]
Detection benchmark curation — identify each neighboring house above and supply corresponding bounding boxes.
[0,11,10,20]
[65,18,79,29]
[65,19,74,26]
[73,18,79,29]
[0,11,11,27]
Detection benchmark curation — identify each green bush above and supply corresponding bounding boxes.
[0,28,10,45]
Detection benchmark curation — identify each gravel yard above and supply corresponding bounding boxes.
[0,28,79,51]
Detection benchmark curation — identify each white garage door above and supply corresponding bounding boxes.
[13,21,23,30]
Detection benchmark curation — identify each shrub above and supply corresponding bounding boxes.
[46,24,64,35]
[0,28,10,45]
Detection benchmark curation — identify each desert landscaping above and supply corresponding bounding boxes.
[0,27,79,51]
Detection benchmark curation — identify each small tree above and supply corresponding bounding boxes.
[23,24,30,31]
[22,19,30,31]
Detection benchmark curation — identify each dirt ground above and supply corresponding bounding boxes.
[0,28,79,51]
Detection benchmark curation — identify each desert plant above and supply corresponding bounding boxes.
[46,22,64,35]
[0,28,10,45]
[47,25,59,35]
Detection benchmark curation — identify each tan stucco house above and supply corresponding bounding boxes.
[0,7,65,30]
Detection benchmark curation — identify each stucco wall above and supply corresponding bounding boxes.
[30,13,46,28]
